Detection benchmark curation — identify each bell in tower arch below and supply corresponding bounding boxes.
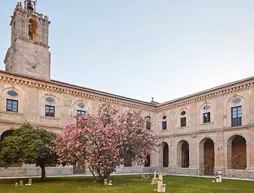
[27,0,34,11]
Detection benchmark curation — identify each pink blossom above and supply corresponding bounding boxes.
[52,102,155,181]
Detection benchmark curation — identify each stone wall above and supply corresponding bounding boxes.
[0,166,73,177]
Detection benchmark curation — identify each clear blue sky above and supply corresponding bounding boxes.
[1,0,254,102]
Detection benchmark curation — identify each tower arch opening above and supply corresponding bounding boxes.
[28,19,38,42]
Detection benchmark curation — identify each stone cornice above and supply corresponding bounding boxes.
[157,77,254,112]
[0,71,253,112]
[0,71,156,111]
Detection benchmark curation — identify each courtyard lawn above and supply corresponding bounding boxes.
[0,175,254,193]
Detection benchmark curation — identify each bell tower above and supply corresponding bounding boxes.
[4,0,51,81]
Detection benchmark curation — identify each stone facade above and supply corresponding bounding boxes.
[1,1,254,179]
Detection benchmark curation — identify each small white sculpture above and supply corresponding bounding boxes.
[20,180,23,186]
[104,179,108,185]
[108,180,112,185]
[157,172,166,192]
[28,179,32,186]
[213,169,222,183]
[218,169,222,183]
[151,170,157,185]
[15,182,18,186]
[150,171,166,192]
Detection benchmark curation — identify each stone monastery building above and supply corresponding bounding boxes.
[0,1,254,179]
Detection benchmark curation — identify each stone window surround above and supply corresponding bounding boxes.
[71,100,89,117]
[177,109,188,128]
[40,94,59,119]
[225,95,247,128]
[0,86,25,114]
[160,114,168,131]
[199,103,214,125]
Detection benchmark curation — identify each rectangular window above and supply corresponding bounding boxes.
[231,106,242,127]
[45,105,55,117]
[77,110,86,116]
[180,117,186,127]
[162,121,167,130]
[6,99,18,112]
[203,112,211,123]
[144,155,151,167]
[146,121,151,130]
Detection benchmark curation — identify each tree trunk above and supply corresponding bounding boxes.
[40,164,46,180]
[89,166,96,181]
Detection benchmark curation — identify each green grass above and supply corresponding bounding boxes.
[0,175,254,193]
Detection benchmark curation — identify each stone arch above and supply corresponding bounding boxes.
[0,129,14,141]
[227,135,247,169]
[161,142,169,167]
[177,140,189,168]
[28,18,38,42]
[1,86,26,97]
[199,138,215,175]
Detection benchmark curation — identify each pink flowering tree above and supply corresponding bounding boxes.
[118,110,156,166]
[52,103,155,182]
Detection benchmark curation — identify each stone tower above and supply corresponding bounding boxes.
[4,0,51,81]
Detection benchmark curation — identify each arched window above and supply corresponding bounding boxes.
[44,96,57,117]
[145,116,151,130]
[163,142,169,167]
[230,98,242,127]
[6,89,19,113]
[202,105,211,123]
[76,102,86,116]
[162,115,167,130]
[180,111,186,127]
[28,19,38,42]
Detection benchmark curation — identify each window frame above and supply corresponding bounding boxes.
[77,110,86,116]
[203,112,211,123]
[180,117,186,127]
[231,106,242,127]
[6,99,18,113]
[45,105,55,117]
[146,121,151,130]
[162,121,167,130]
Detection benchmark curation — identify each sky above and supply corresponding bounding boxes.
[0,0,254,103]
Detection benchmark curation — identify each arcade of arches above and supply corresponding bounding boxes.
[160,135,247,174]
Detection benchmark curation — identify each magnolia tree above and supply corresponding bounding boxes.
[52,103,155,181]
[118,110,155,166]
